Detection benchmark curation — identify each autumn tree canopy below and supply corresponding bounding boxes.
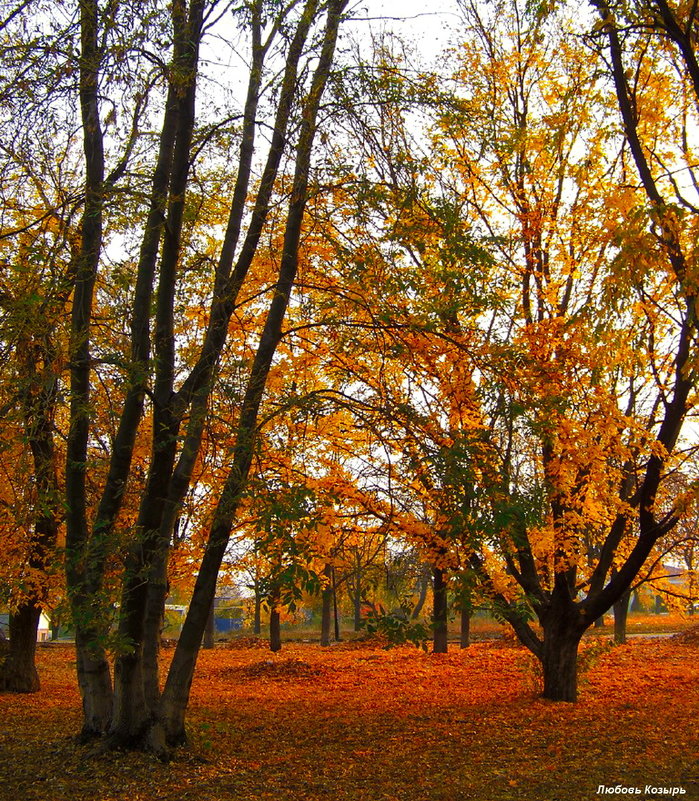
[0,0,697,753]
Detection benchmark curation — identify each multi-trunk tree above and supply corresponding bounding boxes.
[0,0,349,751]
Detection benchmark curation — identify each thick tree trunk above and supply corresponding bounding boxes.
[613,588,631,644]
[269,608,282,653]
[432,567,448,654]
[0,604,41,693]
[75,628,113,739]
[111,646,148,745]
[540,617,584,702]
[203,603,215,649]
[142,558,168,711]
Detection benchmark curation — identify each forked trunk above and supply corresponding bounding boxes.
[0,604,41,693]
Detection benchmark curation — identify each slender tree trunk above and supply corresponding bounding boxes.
[253,588,262,635]
[320,564,332,646]
[152,0,347,750]
[332,566,341,641]
[432,567,448,654]
[0,604,41,693]
[614,587,631,644]
[353,585,362,631]
[460,604,471,649]
[411,564,430,620]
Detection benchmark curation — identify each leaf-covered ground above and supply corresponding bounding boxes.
[1,635,697,801]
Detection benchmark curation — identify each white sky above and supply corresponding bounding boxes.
[352,0,461,63]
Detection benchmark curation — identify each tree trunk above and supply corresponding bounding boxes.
[142,556,168,711]
[320,564,332,646]
[460,604,471,649]
[253,587,262,635]
[540,618,584,702]
[352,566,363,632]
[203,602,215,649]
[269,607,282,653]
[75,628,113,739]
[613,587,631,644]
[332,565,341,641]
[432,567,448,654]
[111,644,148,745]
[0,604,41,693]
[145,0,347,750]
[411,564,430,620]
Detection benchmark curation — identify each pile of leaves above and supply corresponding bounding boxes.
[0,638,696,801]
[670,625,699,645]
[237,657,334,680]
[224,636,269,650]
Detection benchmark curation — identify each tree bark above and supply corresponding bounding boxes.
[253,588,262,635]
[613,588,631,645]
[540,611,584,702]
[75,628,113,739]
[432,567,448,654]
[269,608,282,653]
[353,582,362,632]
[0,604,41,693]
[203,602,215,650]
[142,554,168,711]
[320,564,333,646]
[411,564,430,620]
[460,604,471,649]
[332,565,341,641]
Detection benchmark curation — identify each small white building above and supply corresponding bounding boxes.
[37,612,51,642]
[0,611,52,642]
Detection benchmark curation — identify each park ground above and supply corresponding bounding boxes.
[1,616,697,801]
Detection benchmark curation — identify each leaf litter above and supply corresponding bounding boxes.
[0,635,696,801]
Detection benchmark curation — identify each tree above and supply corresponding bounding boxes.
[448,0,699,700]
[307,0,698,701]
[0,10,86,689]
[1,0,352,751]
